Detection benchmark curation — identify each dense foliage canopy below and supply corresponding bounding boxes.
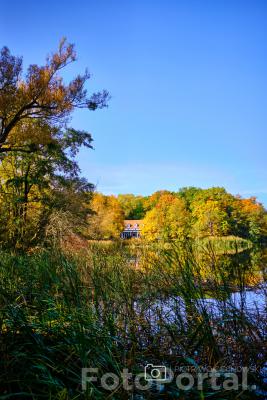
[97,188,267,242]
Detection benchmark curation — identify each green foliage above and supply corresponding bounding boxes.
[137,187,266,243]
[117,194,146,219]
[109,187,267,243]
[0,245,265,398]
[0,127,94,250]
[177,186,202,209]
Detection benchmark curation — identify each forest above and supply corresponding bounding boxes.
[88,189,267,243]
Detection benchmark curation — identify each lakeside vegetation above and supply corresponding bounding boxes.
[0,244,266,398]
[0,41,266,399]
[88,189,267,244]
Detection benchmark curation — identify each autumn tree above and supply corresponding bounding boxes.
[0,122,94,249]
[189,188,234,238]
[142,193,189,241]
[177,186,202,209]
[87,193,124,239]
[142,190,173,212]
[0,39,109,153]
[191,199,230,238]
[141,187,267,243]
[231,196,267,242]
[0,40,109,249]
[189,188,267,241]
[117,194,145,219]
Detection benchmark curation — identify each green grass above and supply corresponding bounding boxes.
[0,243,265,399]
[196,235,252,254]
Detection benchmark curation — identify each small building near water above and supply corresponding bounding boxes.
[120,220,143,239]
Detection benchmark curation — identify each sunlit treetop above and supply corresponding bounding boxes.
[0,38,109,153]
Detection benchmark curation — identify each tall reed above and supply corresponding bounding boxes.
[0,242,265,399]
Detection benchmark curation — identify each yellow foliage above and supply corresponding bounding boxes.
[88,193,124,239]
[142,194,189,241]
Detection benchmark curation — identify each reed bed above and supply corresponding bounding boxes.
[0,242,266,399]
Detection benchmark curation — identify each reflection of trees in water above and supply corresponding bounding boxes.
[197,247,266,290]
[225,247,266,287]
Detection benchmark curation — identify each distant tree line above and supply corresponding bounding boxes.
[88,188,267,243]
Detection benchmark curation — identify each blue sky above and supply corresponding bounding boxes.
[1,0,267,205]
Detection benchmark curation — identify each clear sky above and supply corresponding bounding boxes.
[1,0,267,205]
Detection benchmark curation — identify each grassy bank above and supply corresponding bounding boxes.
[0,244,266,399]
